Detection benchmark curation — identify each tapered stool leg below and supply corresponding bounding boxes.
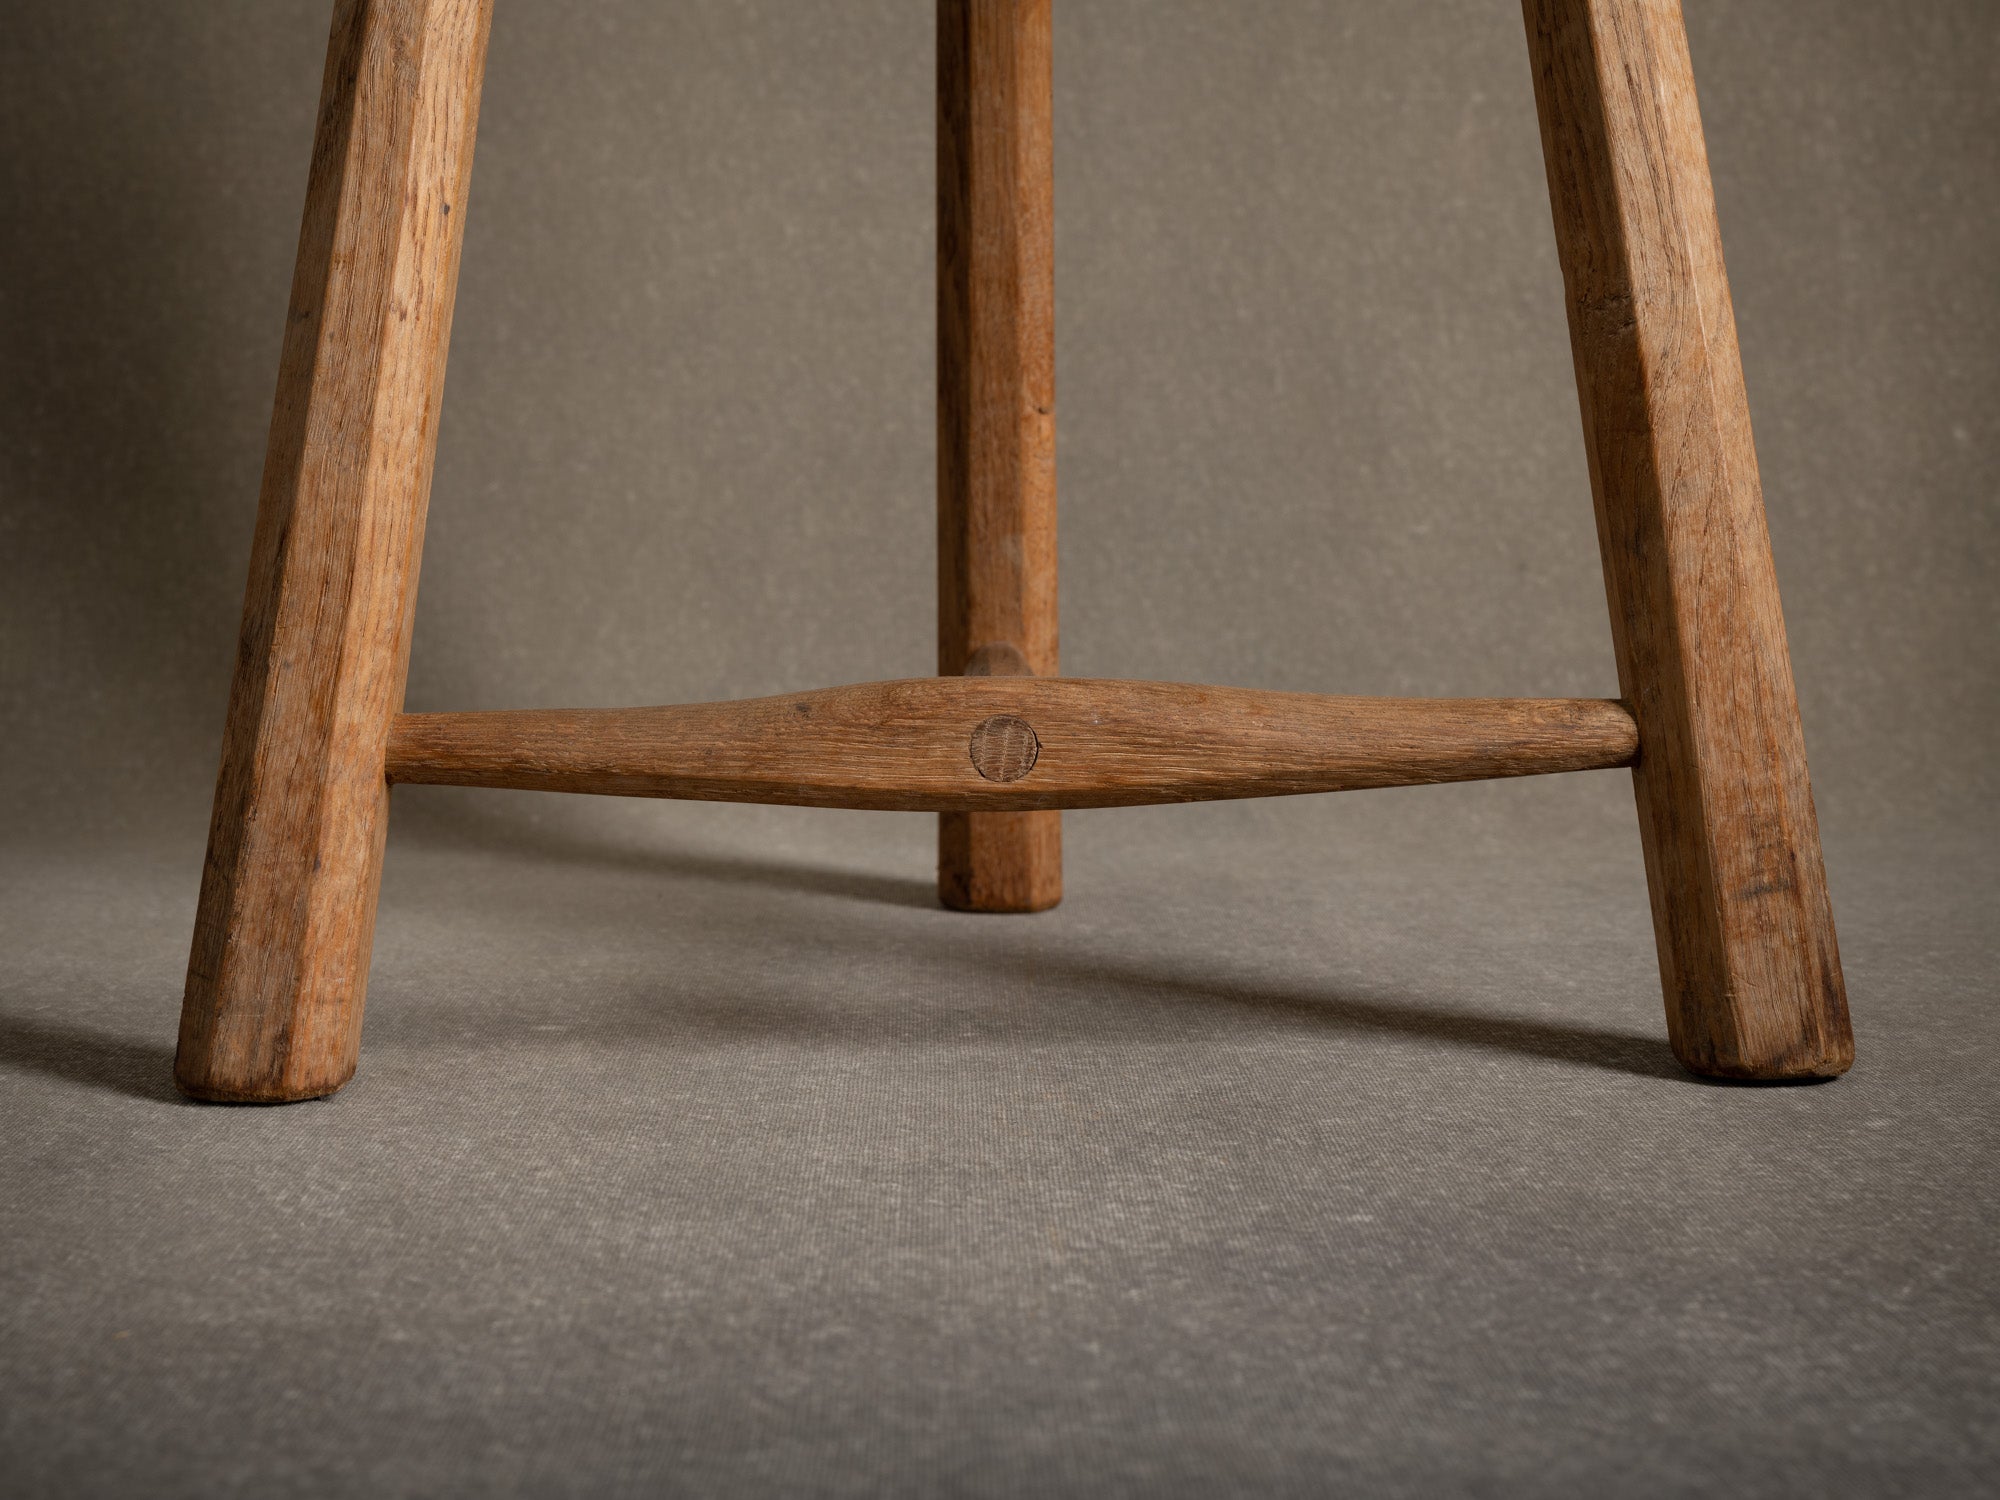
[176,0,492,1102]
[937,0,1062,912]
[1524,0,1852,1078]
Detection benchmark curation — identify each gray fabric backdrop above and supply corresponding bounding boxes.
[3,0,1994,842]
[2,3,1995,1497]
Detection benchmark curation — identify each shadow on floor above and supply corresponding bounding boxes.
[390,797,939,910]
[5,818,1700,1105]
[382,807,1694,1084]
[0,1013,184,1105]
[1013,958,1690,1082]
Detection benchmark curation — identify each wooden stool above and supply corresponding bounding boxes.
[176,0,1852,1102]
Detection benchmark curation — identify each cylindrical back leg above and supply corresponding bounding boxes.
[937,0,1062,913]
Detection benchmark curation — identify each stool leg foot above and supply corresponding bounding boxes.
[176,0,491,1103]
[940,811,1062,914]
[937,0,1061,913]
[1525,0,1851,1079]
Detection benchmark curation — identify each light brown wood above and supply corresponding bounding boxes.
[175,0,492,1103]
[1524,0,1852,1078]
[173,0,1854,1105]
[385,681,1639,811]
[938,0,1061,911]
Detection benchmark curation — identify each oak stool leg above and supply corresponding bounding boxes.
[177,0,492,1101]
[937,0,1062,912]
[1524,0,1852,1078]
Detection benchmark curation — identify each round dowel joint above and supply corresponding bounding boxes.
[969,715,1039,783]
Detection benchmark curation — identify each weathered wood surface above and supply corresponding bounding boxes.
[386,681,1639,811]
[938,0,1061,910]
[177,0,492,1103]
[1525,0,1851,1078]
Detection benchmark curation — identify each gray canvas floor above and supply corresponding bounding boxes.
[3,783,1996,1497]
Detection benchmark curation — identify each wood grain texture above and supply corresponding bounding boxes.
[386,681,1639,810]
[176,0,491,1103]
[938,0,1060,911]
[1524,0,1851,1078]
